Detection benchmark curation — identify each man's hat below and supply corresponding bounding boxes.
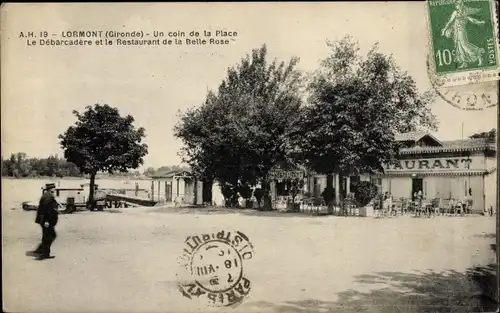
[45,183,56,190]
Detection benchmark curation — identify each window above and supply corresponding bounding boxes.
[370,177,382,186]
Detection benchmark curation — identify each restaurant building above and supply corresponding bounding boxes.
[266,131,496,213]
[371,132,497,213]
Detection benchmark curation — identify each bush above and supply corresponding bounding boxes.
[237,184,253,200]
[321,186,335,205]
[221,183,238,207]
[253,188,263,207]
[354,181,378,206]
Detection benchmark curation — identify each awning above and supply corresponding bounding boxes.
[373,170,490,177]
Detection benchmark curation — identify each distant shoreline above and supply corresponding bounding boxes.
[1,176,153,181]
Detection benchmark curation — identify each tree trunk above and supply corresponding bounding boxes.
[326,174,334,214]
[87,172,96,211]
[261,180,272,211]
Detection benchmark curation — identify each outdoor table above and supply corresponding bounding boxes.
[348,205,359,216]
[423,201,433,217]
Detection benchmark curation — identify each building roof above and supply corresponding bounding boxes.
[441,138,493,149]
[399,137,496,154]
[151,169,193,179]
[394,131,428,142]
[394,131,443,146]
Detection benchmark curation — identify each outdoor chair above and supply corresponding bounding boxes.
[424,202,434,218]
[299,199,307,212]
[453,202,464,216]
[441,199,450,215]
[340,199,352,216]
[443,199,456,216]
[373,201,380,217]
[401,199,410,215]
[414,200,430,217]
[392,199,404,216]
[408,201,418,215]
[413,201,421,217]
[381,199,392,218]
[312,198,326,214]
[430,198,441,217]
[302,198,314,213]
[346,202,358,216]
[466,200,473,214]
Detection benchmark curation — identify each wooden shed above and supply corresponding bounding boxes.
[150,170,203,205]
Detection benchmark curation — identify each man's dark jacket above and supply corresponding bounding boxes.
[35,191,59,226]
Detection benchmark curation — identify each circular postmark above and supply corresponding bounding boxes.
[177,230,254,307]
[427,56,498,111]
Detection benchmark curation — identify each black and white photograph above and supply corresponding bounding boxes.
[1,2,499,312]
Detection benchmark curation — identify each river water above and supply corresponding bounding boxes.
[1,177,154,211]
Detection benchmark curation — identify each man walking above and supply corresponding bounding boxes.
[33,183,59,260]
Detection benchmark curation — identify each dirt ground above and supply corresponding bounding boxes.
[2,206,497,313]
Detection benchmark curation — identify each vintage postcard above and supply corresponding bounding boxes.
[426,0,500,87]
[1,2,498,313]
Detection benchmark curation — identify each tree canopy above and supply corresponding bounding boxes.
[59,104,148,207]
[295,36,438,176]
[470,128,496,142]
[174,44,304,207]
[175,38,440,208]
[1,153,81,178]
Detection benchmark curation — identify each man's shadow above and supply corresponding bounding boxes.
[25,248,41,258]
[25,250,55,260]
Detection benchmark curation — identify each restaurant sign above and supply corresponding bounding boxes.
[384,157,474,171]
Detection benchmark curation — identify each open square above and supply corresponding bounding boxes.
[2,3,498,312]
[3,200,497,313]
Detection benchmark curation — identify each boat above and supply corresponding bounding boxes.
[22,183,157,212]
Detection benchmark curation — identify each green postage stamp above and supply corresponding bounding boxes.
[426,0,500,87]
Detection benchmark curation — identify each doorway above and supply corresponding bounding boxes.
[202,180,213,204]
[313,178,322,198]
[412,178,423,200]
[165,182,172,202]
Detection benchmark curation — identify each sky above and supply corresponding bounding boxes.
[1,2,498,170]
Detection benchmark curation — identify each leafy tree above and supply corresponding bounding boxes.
[11,152,31,177]
[1,153,93,178]
[175,44,304,209]
[296,36,438,190]
[2,155,15,176]
[46,155,58,177]
[143,167,156,176]
[0,156,5,176]
[470,128,496,143]
[59,104,148,208]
